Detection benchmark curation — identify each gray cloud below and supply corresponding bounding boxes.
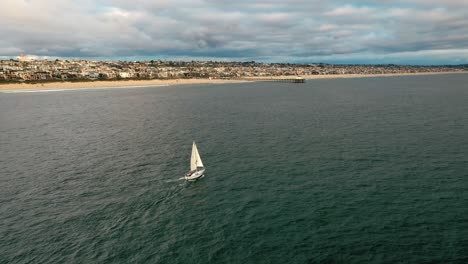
[1,0,467,64]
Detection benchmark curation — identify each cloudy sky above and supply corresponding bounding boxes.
[1,0,468,64]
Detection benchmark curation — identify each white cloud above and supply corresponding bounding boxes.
[325,5,375,17]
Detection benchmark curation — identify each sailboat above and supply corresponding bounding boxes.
[185,141,205,181]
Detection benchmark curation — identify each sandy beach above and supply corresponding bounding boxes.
[260,71,467,80]
[0,71,466,91]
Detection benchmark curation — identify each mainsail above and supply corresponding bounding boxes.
[190,141,204,171]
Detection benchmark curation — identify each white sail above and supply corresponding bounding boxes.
[190,141,204,171]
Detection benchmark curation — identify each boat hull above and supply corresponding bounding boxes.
[185,169,205,181]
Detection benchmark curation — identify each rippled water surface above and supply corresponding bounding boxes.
[1,74,468,263]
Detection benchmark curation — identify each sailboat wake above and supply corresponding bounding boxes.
[164,177,186,183]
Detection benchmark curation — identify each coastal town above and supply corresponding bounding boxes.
[0,59,466,82]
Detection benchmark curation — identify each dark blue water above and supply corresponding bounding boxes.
[1,74,468,263]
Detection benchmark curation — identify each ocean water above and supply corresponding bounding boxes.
[1,74,468,263]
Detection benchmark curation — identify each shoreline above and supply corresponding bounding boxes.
[0,71,466,91]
